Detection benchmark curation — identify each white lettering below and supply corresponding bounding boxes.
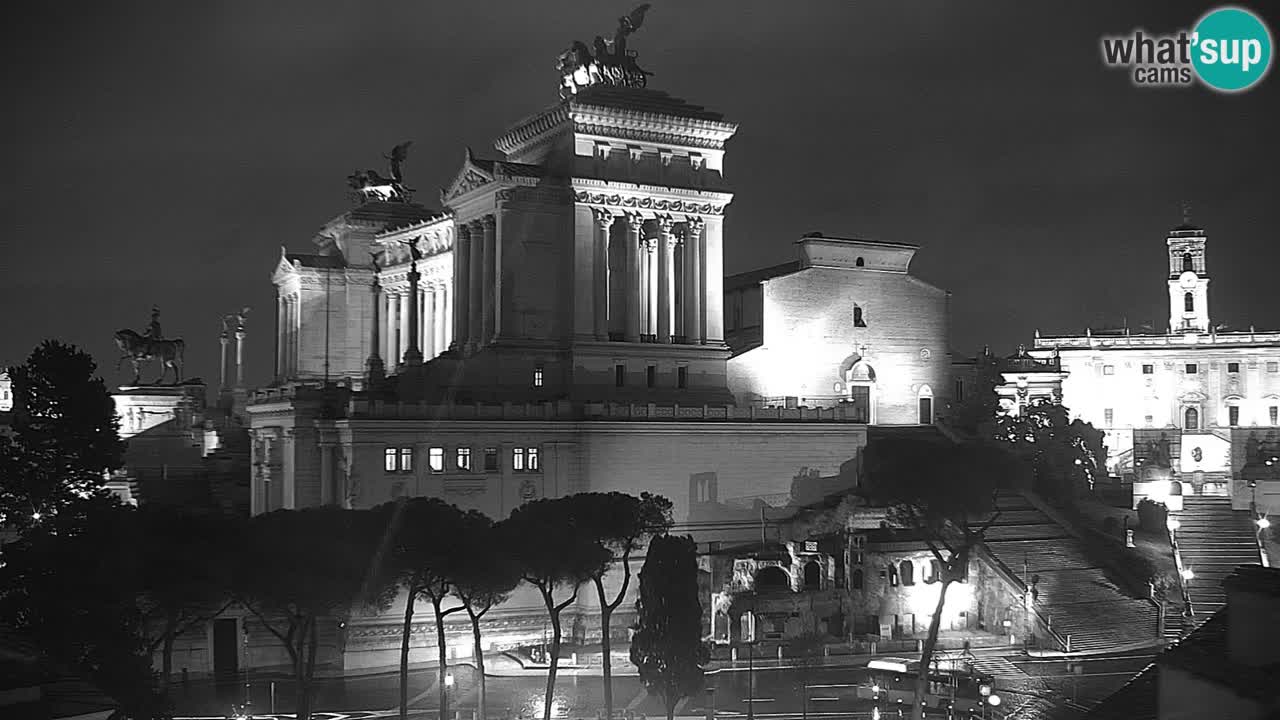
[1242,39,1262,72]
[1200,38,1219,64]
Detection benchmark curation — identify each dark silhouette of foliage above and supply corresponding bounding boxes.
[994,399,1107,503]
[630,534,709,720]
[0,341,124,532]
[506,497,611,720]
[1137,498,1169,533]
[861,436,1010,720]
[232,507,397,720]
[451,513,521,720]
[569,491,673,719]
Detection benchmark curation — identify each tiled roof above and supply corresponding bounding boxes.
[571,86,728,122]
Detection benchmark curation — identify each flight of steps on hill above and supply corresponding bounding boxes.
[982,493,1160,653]
[1173,495,1262,625]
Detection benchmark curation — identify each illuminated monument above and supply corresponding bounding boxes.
[1029,215,1280,512]
[241,7,955,672]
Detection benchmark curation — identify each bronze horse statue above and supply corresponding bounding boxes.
[114,329,185,385]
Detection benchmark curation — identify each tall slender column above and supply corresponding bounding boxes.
[235,328,246,388]
[219,330,229,391]
[481,215,497,344]
[453,225,471,351]
[645,240,658,338]
[367,274,384,384]
[703,217,725,344]
[625,214,643,342]
[404,258,423,367]
[593,209,614,340]
[286,296,295,376]
[441,284,452,351]
[398,290,412,366]
[424,286,437,358]
[386,290,399,364]
[274,295,284,380]
[468,220,484,350]
[684,218,704,344]
[657,216,676,343]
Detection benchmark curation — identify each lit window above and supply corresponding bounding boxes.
[384,448,398,473]
[398,448,413,472]
[1185,363,1198,374]
[456,447,472,471]
[1270,406,1278,425]
[527,447,540,471]
[677,366,688,389]
[615,364,625,387]
[1142,364,1154,375]
[1228,406,1240,427]
[1268,362,1279,373]
[1184,292,1194,312]
[484,447,498,471]
[429,447,444,473]
[533,365,544,387]
[1227,362,1240,374]
[646,365,656,388]
[1103,365,1114,375]
[1104,408,1114,426]
[513,447,525,471]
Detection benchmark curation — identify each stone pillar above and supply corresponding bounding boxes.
[367,274,384,384]
[235,329,246,388]
[285,296,295,377]
[219,330,229,391]
[624,214,643,342]
[481,215,497,344]
[423,286,436,358]
[434,286,447,357]
[385,291,399,366]
[274,295,284,380]
[468,219,484,350]
[453,224,471,351]
[645,240,658,338]
[684,218,704,344]
[703,217,725,344]
[657,216,676,343]
[593,209,614,340]
[399,290,413,366]
[440,284,451,352]
[403,261,423,367]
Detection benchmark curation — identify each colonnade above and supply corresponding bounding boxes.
[453,214,498,351]
[380,281,453,365]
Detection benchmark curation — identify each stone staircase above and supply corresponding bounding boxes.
[1172,495,1262,625]
[982,493,1161,653]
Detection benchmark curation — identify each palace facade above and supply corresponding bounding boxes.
[1027,222,1280,512]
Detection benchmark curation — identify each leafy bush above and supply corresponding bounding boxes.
[1136,499,1168,533]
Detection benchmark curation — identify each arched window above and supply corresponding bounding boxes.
[851,568,864,590]
[755,566,789,592]
[1184,407,1200,430]
[899,560,915,586]
[1183,252,1194,272]
[1184,292,1195,312]
[803,561,821,590]
[926,559,941,583]
[853,305,867,328]
[855,257,865,267]
[1169,481,1183,497]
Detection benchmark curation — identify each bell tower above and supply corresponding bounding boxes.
[1166,205,1210,334]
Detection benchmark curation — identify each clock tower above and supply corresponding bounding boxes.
[1166,218,1210,334]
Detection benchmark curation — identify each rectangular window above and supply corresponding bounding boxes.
[527,446,540,471]
[456,447,472,471]
[513,447,525,471]
[398,448,413,472]
[1103,365,1115,375]
[1227,362,1240,374]
[615,364,625,387]
[533,366,544,387]
[1144,415,1153,427]
[484,447,498,471]
[1228,406,1240,427]
[1269,362,1279,373]
[954,378,964,403]
[1104,408,1114,426]
[677,366,688,389]
[1185,363,1198,374]
[646,365,656,388]
[1142,364,1154,375]
[429,447,444,473]
[1271,406,1278,425]
[384,448,398,473]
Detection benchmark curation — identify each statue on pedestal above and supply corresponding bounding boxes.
[114,306,186,385]
[348,142,414,202]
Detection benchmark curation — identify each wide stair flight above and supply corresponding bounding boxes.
[1173,494,1263,627]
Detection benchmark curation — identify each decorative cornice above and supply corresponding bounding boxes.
[573,189,727,217]
[494,105,572,156]
[570,104,738,150]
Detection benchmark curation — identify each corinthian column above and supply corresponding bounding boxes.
[657,216,676,343]
[593,209,614,340]
[438,285,449,353]
[367,273,384,385]
[645,239,658,338]
[481,215,497,344]
[684,217,704,344]
[625,214,643,343]
[453,224,471,351]
[403,258,423,367]
[424,285,436,358]
[468,219,484,350]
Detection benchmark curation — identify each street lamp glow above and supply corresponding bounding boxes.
[1181,568,1195,581]
[445,673,454,688]
[988,694,1002,707]
[1258,517,1271,530]
[1167,518,1180,532]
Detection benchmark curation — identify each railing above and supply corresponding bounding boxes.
[973,543,1069,652]
[1168,518,1196,619]
[340,399,872,423]
[1035,329,1280,350]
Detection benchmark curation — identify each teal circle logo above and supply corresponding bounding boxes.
[1192,6,1273,92]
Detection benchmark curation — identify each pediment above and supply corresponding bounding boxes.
[441,148,496,204]
[272,247,299,284]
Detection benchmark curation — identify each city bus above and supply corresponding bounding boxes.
[856,657,1001,718]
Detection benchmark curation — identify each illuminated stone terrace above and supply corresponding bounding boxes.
[1034,328,1280,350]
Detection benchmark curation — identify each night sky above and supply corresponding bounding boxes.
[4,1,1277,389]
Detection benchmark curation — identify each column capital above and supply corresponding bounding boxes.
[685,216,705,233]
[624,212,645,231]
[480,214,497,230]
[656,215,677,235]
[456,222,472,240]
[592,207,617,229]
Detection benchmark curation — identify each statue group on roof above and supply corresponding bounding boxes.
[348,141,413,202]
[558,5,654,99]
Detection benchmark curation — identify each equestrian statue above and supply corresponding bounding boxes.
[114,306,185,385]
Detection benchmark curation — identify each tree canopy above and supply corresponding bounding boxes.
[994,399,1107,502]
[630,534,709,720]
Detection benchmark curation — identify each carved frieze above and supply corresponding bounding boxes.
[573,190,725,216]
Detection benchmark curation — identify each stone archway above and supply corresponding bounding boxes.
[755,565,790,592]
[839,355,876,423]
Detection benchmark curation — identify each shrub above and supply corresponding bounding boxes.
[1136,499,1168,534]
